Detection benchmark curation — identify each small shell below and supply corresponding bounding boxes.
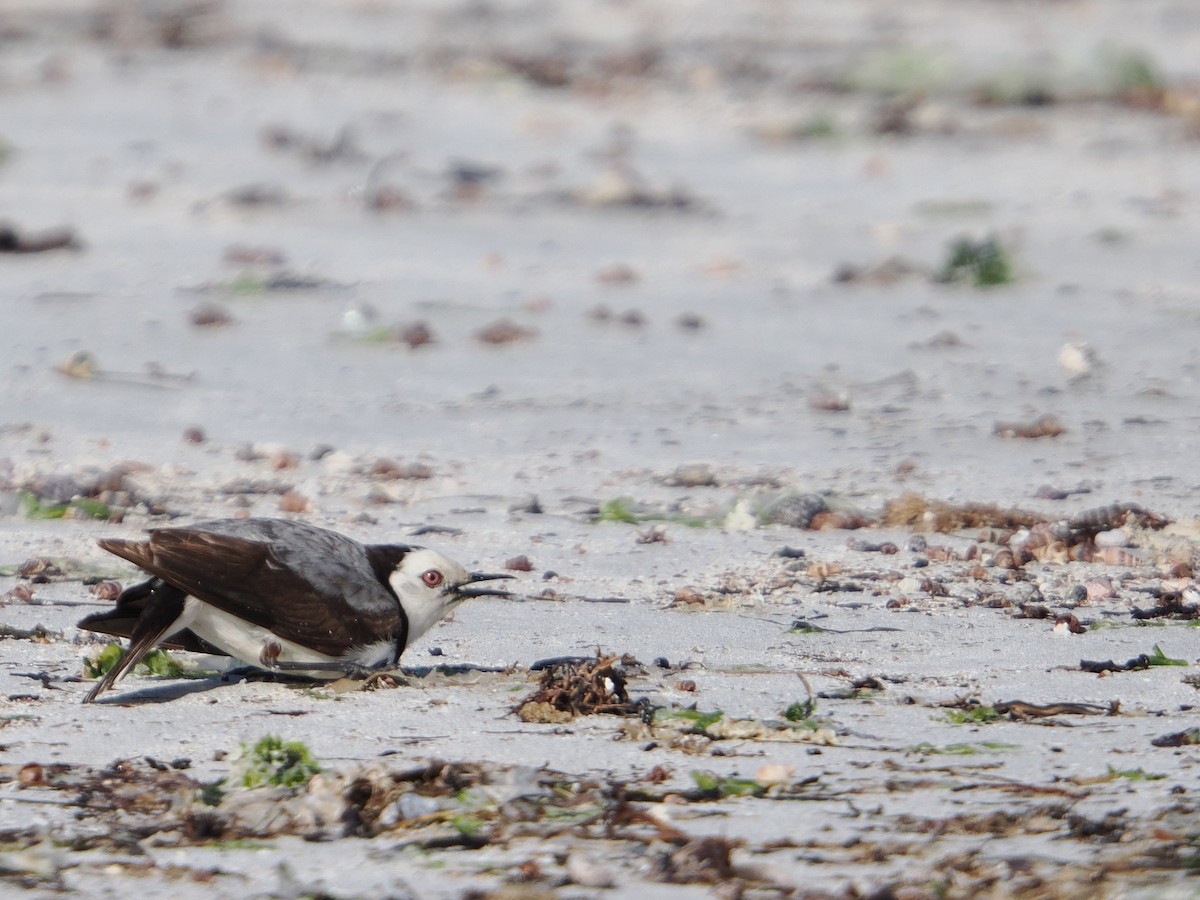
[1069,502,1167,534]
[505,555,534,572]
[806,562,841,579]
[755,763,796,786]
[2,584,34,603]
[397,322,434,349]
[278,491,310,513]
[1058,341,1100,378]
[671,587,705,606]
[1096,546,1145,567]
[89,580,123,601]
[594,263,639,285]
[993,414,1064,439]
[1084,577,1116,602]
[475,318,537,345]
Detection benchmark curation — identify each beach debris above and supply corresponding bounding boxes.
[504,555,534,572]
[0,222,81,253]
[1,584,34,603]
[623,703,837,752]
[762,493,829,529]
[572,166,701,211]
[184,270,347,295]
[277,490,310,513]
[832,255,926,285]
[221,183,289,208]
[1152,727,1200,747]
[994,413,1065,439]
[1059,341,1102,379]
[54,351,193,389]
[516,653,645,723]
[1131,593,1200,621]
[223,243,287,267]
[88,580,123,601]
[636,524,669,544]
[475,318,537,345]
[939,701,1004,725]
[992,701,1115,719]
[662,463,717,488]
[881,493,1043,532]
[595,262,640,285]
[808,389,851,412]
[369,458,434,480]
[1081,644,1185,674]
[260,123,364,165]
[189,301,234,327]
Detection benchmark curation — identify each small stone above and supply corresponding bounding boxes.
[278,491,310,513]
[765,494,828,529]
[567,853,616,889]
[664,463,717,487]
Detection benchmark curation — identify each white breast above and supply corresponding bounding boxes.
[184,598,395,679]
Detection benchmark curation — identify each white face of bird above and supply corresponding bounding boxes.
[387,548,513,646]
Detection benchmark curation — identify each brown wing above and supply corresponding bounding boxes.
[81,580,188,703]
[78,578,226,655]
[98,520,406,656]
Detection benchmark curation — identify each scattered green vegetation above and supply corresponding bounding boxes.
[1163,727,1200,745]
[22,492,111,521]
[935,235,1015,287]
[1093,226,1130,245]
[230,271,267,294]
[1096,44,1163,98]
[1146,644,1187,667]
[908,741,1018,756]
[939,705,1003,725]
[914,198,995,218]
[596,497,707,528]
[84,643,185,680]
[788,621,826,635]
[598,497,640,524]
[975,68,1056,107]
[785,112,838,140]
[691,770,766,799]
[1106,766,1166,782]
[239,736,321,789]
[658,707,724,731]
[202,838,269,850]
[845,47,953,95]
[450,813,485,836]
[783,700,815,723]
[197,780,226,807]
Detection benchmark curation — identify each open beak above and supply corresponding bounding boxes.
[455,571,516,599]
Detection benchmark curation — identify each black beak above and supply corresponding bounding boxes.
[456,571,516,599]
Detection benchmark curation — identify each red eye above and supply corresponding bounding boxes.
[422,569,444,588]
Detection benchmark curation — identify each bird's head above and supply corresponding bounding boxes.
[387,547,513,646]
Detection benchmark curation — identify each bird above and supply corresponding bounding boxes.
[77,517,513,702]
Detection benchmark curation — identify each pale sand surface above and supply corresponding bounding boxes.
[3,2,1200,897]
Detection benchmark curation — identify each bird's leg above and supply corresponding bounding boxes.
[258,639,283,669]
[253,655,396,680]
